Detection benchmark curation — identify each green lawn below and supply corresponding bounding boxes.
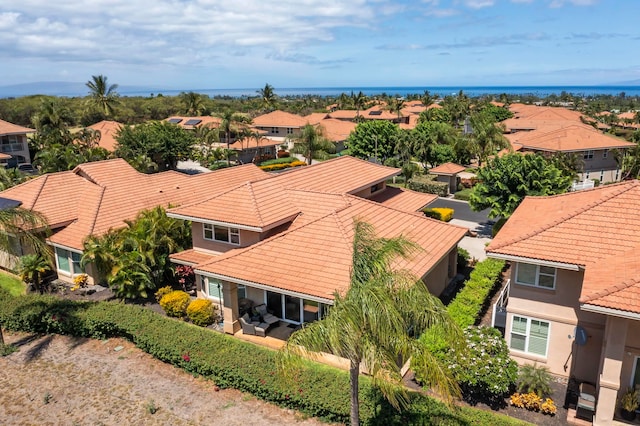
[0,272,25,296]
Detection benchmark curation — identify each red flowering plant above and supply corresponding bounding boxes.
[175,265,195,292]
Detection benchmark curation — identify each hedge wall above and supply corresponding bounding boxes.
[407,175,449,197]
[0,288,527,425]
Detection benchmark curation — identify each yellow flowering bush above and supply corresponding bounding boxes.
[71,274,89,291]
[159,290,191,318]
[186,299,217,327]
[259,161,306,172]
[510,392,556,416]
[154,285,173,302]
[541,398,557,415]
[422,207,454,222]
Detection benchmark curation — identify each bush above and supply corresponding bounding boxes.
[510,392,557,416]
[517,363,552,398]
[260,156,298,166]
[454,188,473,201]
[159,290,191,318]
[407,175,449,197]
[0,288,530,426]
[154,286,173,303]
[186,299,216,326]
[457,247,470,271]
[259,161,306,172]
[423,207,454,222]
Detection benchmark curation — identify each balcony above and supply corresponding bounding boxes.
[491,279,510,331]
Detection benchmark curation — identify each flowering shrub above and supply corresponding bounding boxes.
[426,326,518,408]
[186,299,216,327]
[422,207,454,222]
[155,286,173,302]
[175,265,194,291]
[159,290,191,318]
[259,161,306,172]
[71,274,89,291]
[510,392,556,416]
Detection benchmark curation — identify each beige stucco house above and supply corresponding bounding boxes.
[168,156,465,335]
[0,118,33,166]
[487,180,640,424]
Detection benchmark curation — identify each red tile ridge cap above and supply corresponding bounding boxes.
[27,174,49,210]
[169,176,271,212]
[488,180,640,252]
[86,186,106,236]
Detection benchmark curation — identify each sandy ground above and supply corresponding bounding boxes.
[0,332,328,426]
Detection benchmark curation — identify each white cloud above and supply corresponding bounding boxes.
[464,0,495,9]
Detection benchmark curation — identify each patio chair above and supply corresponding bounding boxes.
[254,304,279,326]
[239,314,258,335]
[576,382,596,420]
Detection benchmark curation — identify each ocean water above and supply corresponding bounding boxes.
[120,85,640,99]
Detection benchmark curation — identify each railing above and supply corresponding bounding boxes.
[571,179,595,192]
[491,279,510,329]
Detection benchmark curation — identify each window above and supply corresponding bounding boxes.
[271,127,280,134]
[600,170,604,182]
[237,284,246,300]
[370,183,380,193]
[603,149,609,159]
[583,150,594,160]
[207,277,223,301]
[55,247,83,275]
[515,263,556,289]
[0,135,24,153]
[510,316,549,356]
[616,169,620,180]
[203,224,240,245]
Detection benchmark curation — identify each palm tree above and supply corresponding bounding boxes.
[257,83,277,111]
[179,91,206,116]
[281,220,461,426]
[352,91,367,119]
[17,253,52,294]
[467,111,509,167]
[387,97,406,121]
[421,90,439,108]
[85,75,120,117]
[216,110,252,166]
[288,124,335,165]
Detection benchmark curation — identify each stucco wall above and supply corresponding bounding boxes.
[351,180,387,199]
[423,252,453,297]
[191,222,261,252]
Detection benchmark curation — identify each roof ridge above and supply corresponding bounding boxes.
[246,182,265,227]
[489,181,640,251]
[29,174,49,210]
[86,186,106,236]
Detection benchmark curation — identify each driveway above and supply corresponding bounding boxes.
[429,198,494,261]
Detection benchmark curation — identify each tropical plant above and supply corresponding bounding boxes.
[159,290,191,317]
[346,120,399,163]
[257,83,277,111]
[421,90,439,108]
[467,111,509,167]
[412,121,457,167]
[620,388,640,413]
[288,124,335,165]
[179,91,206,116]
[186,298,216,326]
[17,253,52,294]
[387,97,406,120]
[85,75,120,117]
[0,207,50,259]
[517,363,552,398]
[216,110,251,165]
[280,220,462,426]
[351,91,368,119]
[469,153,573,218]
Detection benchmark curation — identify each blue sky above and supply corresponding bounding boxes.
[1,0,639,90]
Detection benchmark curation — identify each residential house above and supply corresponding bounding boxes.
[505,124,635,183]
[252,110,308,141]
[166,116,222,131]
[0,118,33,166]
[0,159,269,284]
[229,136,281,164]
[486,180,640,424]
[167,156,463,335]
[429,162,467,194]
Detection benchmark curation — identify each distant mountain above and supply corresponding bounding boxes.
[0,81,160,98]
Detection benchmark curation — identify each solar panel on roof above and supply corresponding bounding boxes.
[369,111,382,116]
[184,119,202,126]
[168,118,183,124]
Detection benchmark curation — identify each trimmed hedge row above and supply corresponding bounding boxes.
[259,161,306,172]
[423,207,454,222]
[0,289,527,425]
[447,258,505,327]
[407,175,449,197]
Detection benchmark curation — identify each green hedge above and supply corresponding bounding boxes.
[447,258,505,327]
[408,175,449,197]
[0,288,527,425]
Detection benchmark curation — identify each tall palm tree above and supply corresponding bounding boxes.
[288,124,335,165]
[85,75,120,117]
[468,111,509,167]
[421,90,439,108]
[387,97,406,121]
[179,91,206,116]
[281,220,461,426]
[257,83,277,111]
[216,110,252,166]
[352,91,368,119]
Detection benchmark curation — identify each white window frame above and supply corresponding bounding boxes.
[515,262,556,290]
[286,128,294,134]
[206,277,223,302]
[583,150,594,160]
[203,223,240,245]
[54,247,84,276]
[510,315,550,357]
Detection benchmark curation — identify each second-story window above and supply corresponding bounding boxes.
[583,150,594,160]
[515,263,556,289]
[203,224,240,245]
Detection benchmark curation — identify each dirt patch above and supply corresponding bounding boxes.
[0,332,328,426]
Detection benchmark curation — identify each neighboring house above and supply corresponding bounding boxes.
[505,124,635,183]
[252,110,308,140]
[229,136,281,164]
[429,162,466,194]
[0,118,33,166]
[486,180,640,425]
[167,156,462,335]
[0,159,269,285]
[87,120,123,152]
[313,118,356,152]
[166,116,222,130]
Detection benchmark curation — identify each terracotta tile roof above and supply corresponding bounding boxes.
[166,116,222,130]
[368,186,437,212]
[362,105,401,120]
[168,179,300,230]
[304,113,329,125]
[315,119,356,142]
[270,156,399,194]
[87,120,123,152]
[327,110,359,120]
[506,124,635,152]
[0,118,34,135]
[228,137,280,150]
[401,102,427,115]
[195,195,466,300]
[0,159,269,250]
[487,180,640,267]
[252,111,307,128]
[429,162,466,175]
[171,248,224,265]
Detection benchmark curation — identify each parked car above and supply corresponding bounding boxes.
[17,163,38,175]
